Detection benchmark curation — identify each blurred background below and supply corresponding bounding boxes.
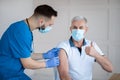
[0,0,120,80]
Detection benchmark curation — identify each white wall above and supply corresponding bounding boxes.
[0,0,120,80]
[0,0,33,37]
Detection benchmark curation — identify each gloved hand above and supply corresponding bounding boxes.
[46,57,60,68]
[43,48,60,59]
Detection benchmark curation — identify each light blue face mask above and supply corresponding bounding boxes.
[71,29,85,41]
[39,26,52,33]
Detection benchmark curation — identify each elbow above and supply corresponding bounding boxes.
[108,64,113,73]
[107,66,113,73]
[103,65,113,73]
[22,64,32,69]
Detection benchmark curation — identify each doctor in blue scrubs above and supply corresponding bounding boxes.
[0,4,60,80]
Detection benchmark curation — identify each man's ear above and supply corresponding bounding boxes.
[85,26,88,34]
[70,26,72,33]
[37,18,45,27]
[38,18,44,23]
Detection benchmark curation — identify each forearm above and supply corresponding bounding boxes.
[31,53,43,60]
[20,57,46,69]
[94,53,113,72]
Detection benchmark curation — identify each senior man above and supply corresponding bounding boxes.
[55,16,113,80]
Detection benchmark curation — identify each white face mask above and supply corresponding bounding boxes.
[71,29,85,41]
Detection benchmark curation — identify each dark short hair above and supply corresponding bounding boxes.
[34,4,57,18]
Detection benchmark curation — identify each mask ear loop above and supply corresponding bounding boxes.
[40,20,46,30]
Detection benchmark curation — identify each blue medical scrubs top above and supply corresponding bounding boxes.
[0,20,33,80]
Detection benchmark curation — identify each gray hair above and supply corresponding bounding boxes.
[72,16,87,23]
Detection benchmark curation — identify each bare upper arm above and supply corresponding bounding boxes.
[57,49,70,78]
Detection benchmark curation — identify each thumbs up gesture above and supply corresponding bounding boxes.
[85,42,98,57]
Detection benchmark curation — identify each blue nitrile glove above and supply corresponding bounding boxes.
[46,57,60,68]
[43,48,60,59]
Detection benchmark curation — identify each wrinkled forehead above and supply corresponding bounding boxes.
[71,20,86,27]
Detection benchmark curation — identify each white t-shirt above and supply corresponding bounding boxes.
[54,38,104,80]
